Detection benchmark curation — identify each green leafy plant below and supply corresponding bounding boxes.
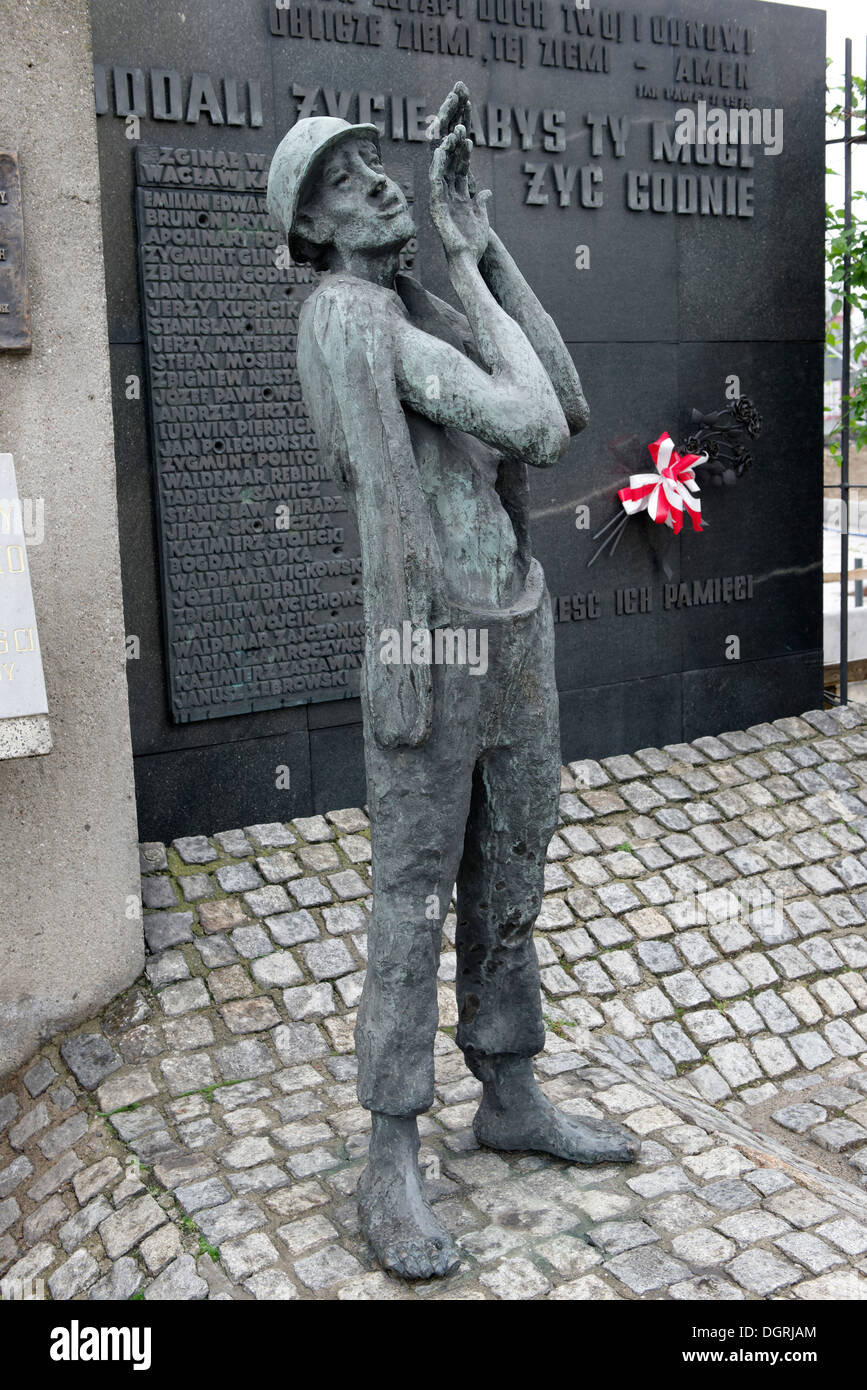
[826,66,867,464]
[543,1012,572,1040]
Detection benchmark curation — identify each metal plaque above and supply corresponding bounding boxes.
[0,152,31,352]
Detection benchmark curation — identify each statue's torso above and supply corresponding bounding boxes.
[404,408,522,613]
[298,269,542,630]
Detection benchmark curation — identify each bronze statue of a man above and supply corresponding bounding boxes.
[267,84,638,1281]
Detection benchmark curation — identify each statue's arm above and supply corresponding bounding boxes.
[479,230,589,437]
[392,275,568,470]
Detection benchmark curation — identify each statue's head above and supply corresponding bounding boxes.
[267,117,415,271]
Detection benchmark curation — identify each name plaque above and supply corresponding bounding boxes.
[0,453,48,726]
[90,0,826,831]
[0,152,31,353]
[135,145,366,722]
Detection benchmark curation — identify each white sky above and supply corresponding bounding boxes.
[760,0,865,63]
[762,0,867,192]
[762,0,866,331]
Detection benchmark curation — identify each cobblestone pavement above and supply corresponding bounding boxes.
[4,706,867,1301]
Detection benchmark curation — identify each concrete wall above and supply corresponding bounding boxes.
[0,0,142,1079]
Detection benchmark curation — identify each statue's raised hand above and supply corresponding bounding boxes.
[431,81,472,146]
[429,123,492,262]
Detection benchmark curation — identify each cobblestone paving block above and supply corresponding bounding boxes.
[58,1196,113,1254]
[244,1268,301,1299]
[772,1102,827,1133]
[229,926,272,959]
[669,1275,745,1300]
[198,900,250,936]
[159,979,210,1017]
[824,1019,865,1056]
[701,1178,761,1212]
[11,707,867,1302]
[811,1118,867,1152]
[652,1023,701,1064]
[764,1188,840,1229]
[0,1156,34,1201]
[788,1032,836,1070]
[176,1178,230,1214]
[194,939,238,973]
[0,1196,21,1237]
[219,1231,280,1281]
[293,1244,363,1290]
[587,1220,658,1254]
[9,1101,52,1149]
[301,940,357,980]
[683,1147,754,1182]
[753,1037,798,1078]
[144,1254,209,1300]
[140,842,169,873]
[700,963,750,1000]
[708,1043,763,1088]
[213,829,253,858]
[773,1230,844,1274]
[87,1256,143,1301]
[59,1035,122,1091]
[140,1223,183,1273]
[671,1226,737,1265]
[603,1244,690,1294]
[251,953,304,989]
[627,1166,694,1199]
[27,1152,83,1205]
[480,1256,551,1299]
[244,885,294,918]
[48,1249,101,1301]
[195,1198,266,1245]
[715,1210,792,1245]
[246,823,297,849]
[793,1269,867,1298]
[726,1248,800,1294]
[815,1216,867,1255]
[216,863,263,894]
[214,1040,275,1082]
[173,836,218,865]
[220,998,282,1034]
[688,1065,732,1103]
[22,1058,57,1098]
[0,1096,20,1139]
[95,1194,166,1260]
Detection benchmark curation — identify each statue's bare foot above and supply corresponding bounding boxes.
[357,1114,460,1280]
[470,1054,640,1165]
[473,1093,639,1164]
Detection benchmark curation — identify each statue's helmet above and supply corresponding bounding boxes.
[266,116,382,258]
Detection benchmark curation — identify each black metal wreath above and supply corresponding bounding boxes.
[587,396,762,568]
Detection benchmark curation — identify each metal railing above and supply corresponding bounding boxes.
[825,37,867,706]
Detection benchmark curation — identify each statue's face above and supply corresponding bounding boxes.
[297,136,415,259]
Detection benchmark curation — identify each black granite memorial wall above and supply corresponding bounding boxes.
[90,0,825,838]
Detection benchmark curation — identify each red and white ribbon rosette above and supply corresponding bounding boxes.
[617,433,708,535]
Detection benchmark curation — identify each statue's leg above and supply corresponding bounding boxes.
[456,602,640,1165]
[354,669,477,1278]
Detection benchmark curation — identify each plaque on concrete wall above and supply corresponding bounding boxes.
[135,145,366,721]
[0,453,51,759]
[0,152,31,353]
[91,0,826,835]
